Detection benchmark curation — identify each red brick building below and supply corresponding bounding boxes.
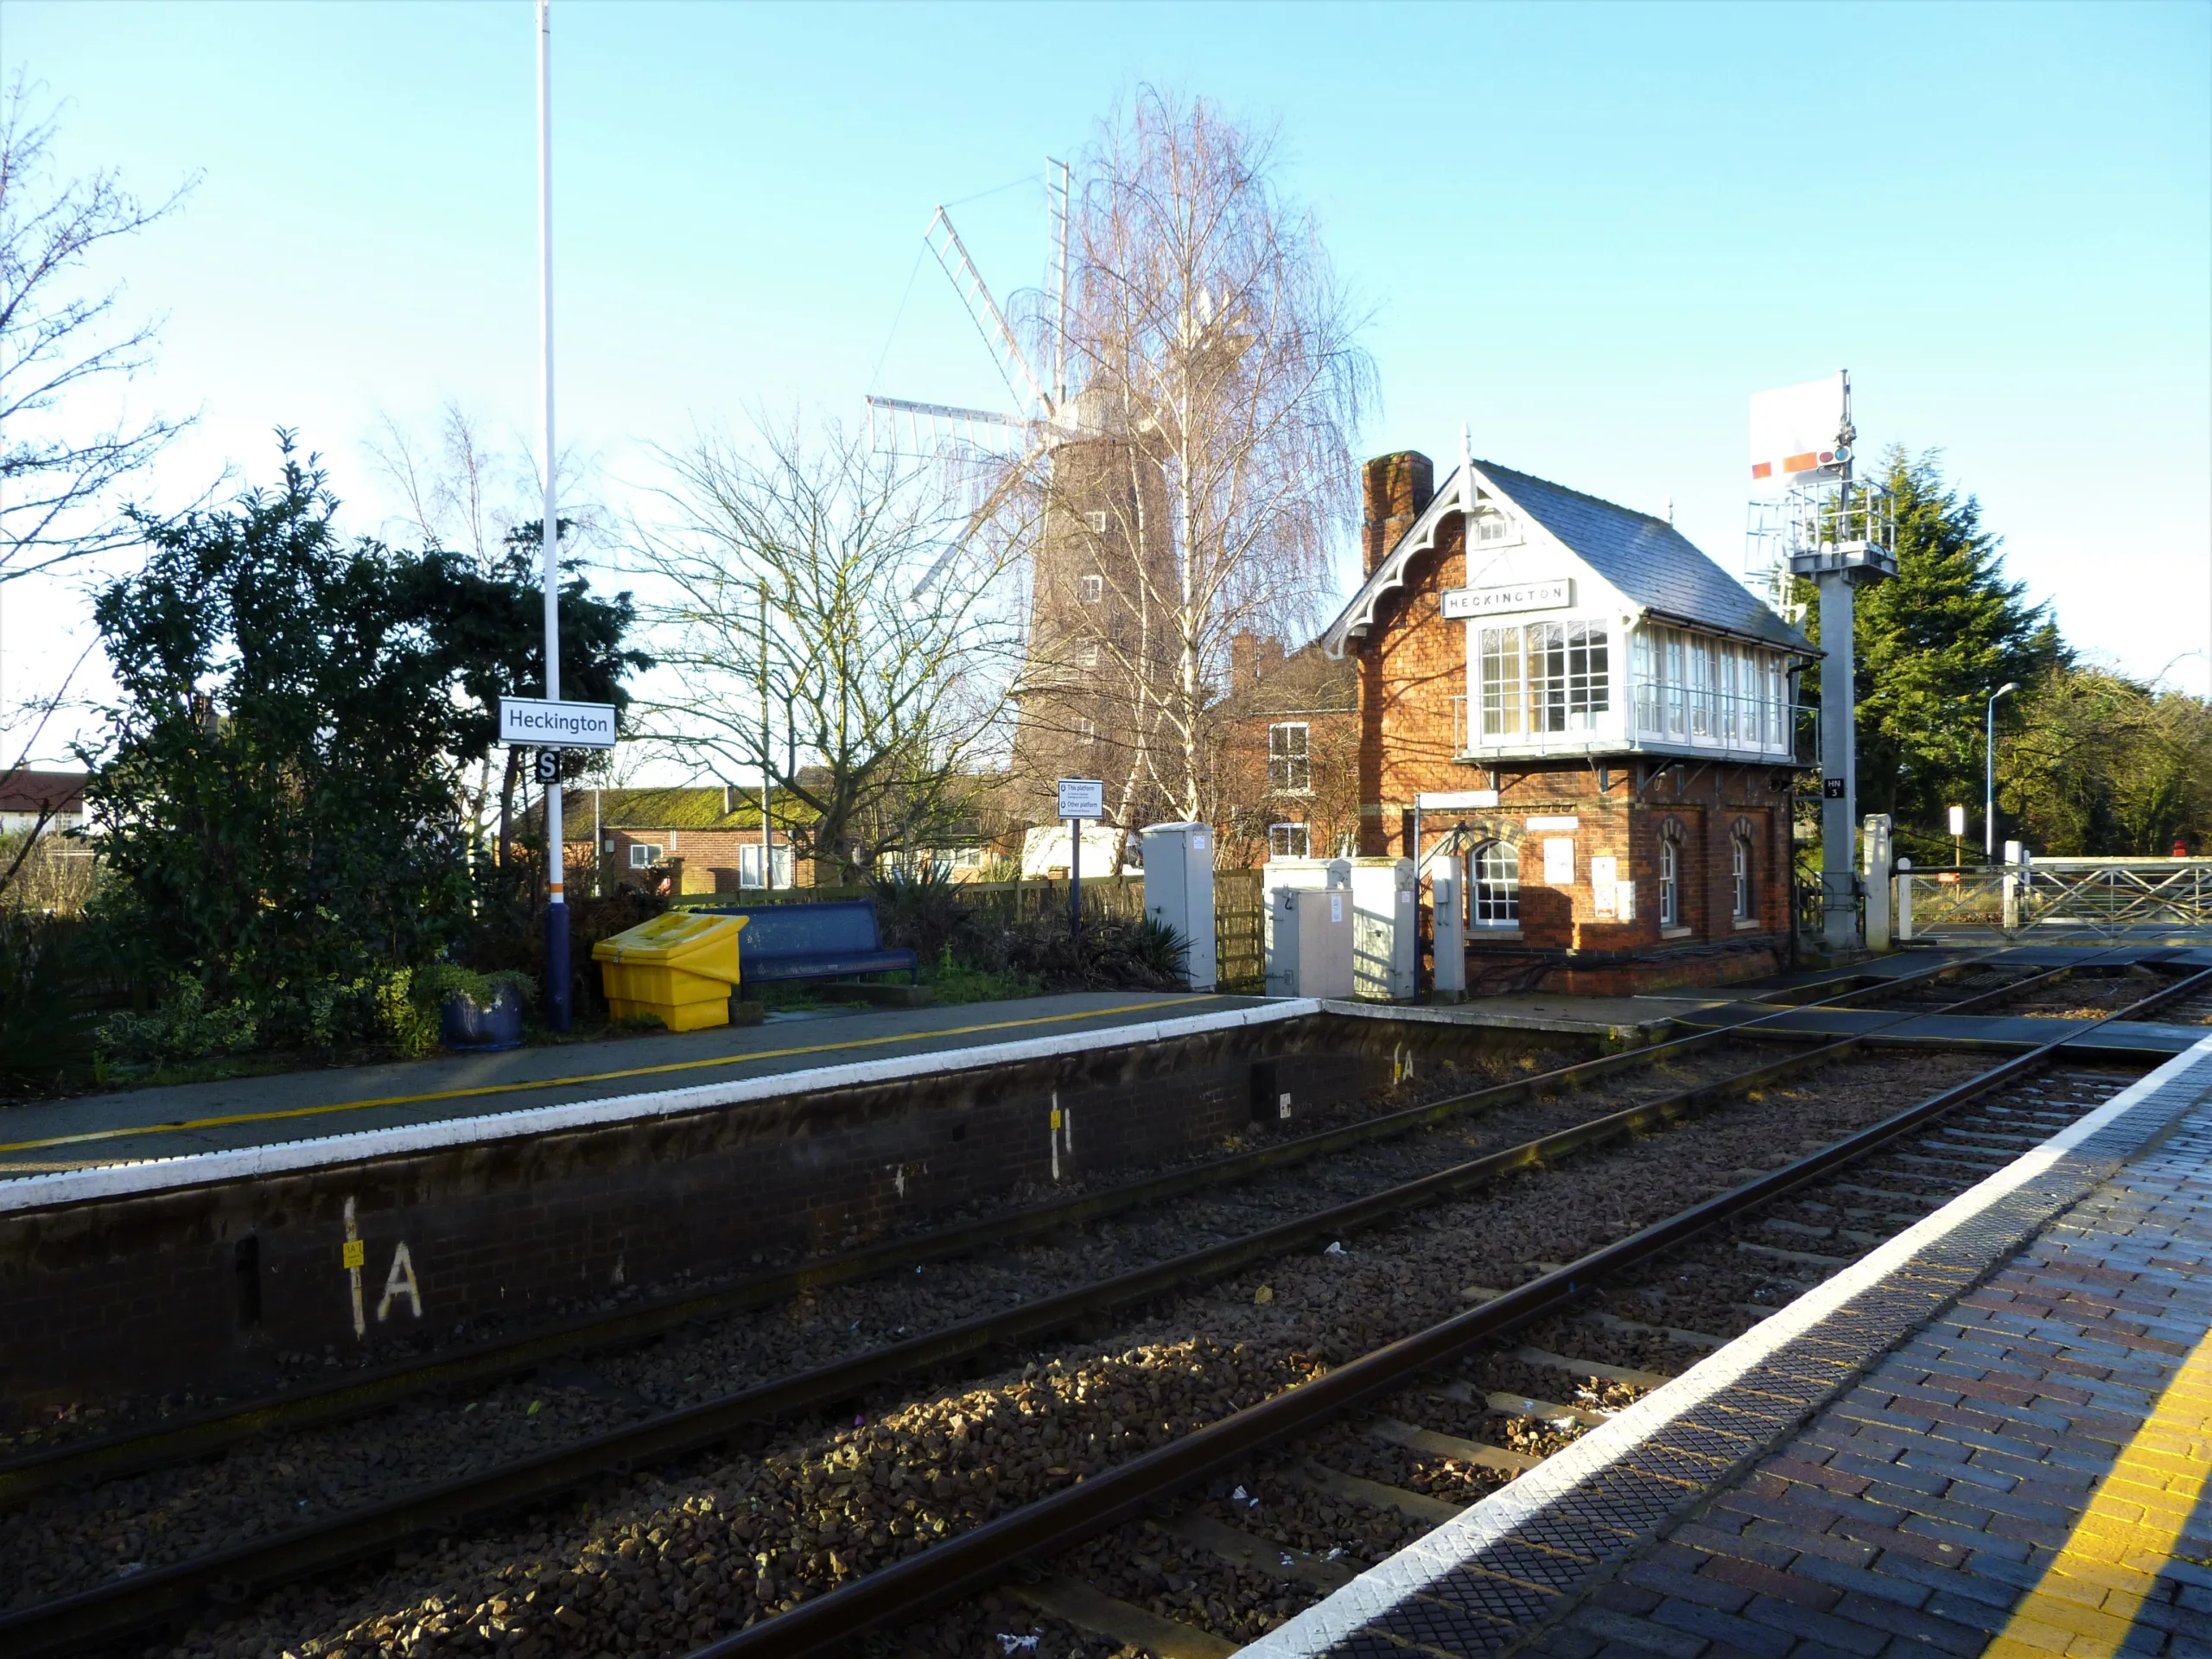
[1210,633,1361,868]
[557,786,813,897]
[1324,449,1815,994]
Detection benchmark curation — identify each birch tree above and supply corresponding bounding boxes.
[1013,90,1373,827]
[632,422,1026,882]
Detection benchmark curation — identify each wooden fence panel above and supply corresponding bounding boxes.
[1215,867,1264,993]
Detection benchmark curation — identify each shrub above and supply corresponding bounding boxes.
[96,974,262,1068]
[0,912,101,1095]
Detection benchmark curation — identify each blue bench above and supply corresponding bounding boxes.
[684,899,920,988]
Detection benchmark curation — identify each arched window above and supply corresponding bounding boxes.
[1732,821,1755,923]
[1471,839,1520,927]
[1659,819,1683,929]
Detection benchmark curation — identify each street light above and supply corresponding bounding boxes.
[1984,682,2019,862]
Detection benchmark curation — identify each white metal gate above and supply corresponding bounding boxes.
[1898,858,2212,941]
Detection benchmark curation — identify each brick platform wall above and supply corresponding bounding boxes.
[0,1015,1589,1412]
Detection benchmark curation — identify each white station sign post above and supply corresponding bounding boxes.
[1057,778,1104,949]
[499,696,620,752]
[500,700,619,995]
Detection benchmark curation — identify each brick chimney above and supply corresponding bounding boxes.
[1230,629,1260,692]
[1362,451,1433,576]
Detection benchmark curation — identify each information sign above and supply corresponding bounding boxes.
[1440,579,1573,620]
[1056,778,1105,821]
[1543,838,1576,887]
[499,696,617,749]
[1416,790,1501,810]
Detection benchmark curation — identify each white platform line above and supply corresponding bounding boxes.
[0,1001,1322,1214]
[1235,1033,2212,1657]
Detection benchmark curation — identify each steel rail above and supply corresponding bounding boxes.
[0,957,1998,1510]
[0,952,2151,1655]
[0,975,2027,1656]
[683,963,2212,1659]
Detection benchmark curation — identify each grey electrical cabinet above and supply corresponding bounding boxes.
[1270,885,1355,1000]
[1140,822,1217,991]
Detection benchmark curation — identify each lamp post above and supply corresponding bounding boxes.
[1984,682,2018,863]
[536,0,569,1030]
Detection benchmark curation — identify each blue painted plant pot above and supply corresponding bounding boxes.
[440,988,524,1052]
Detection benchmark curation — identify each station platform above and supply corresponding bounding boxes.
[1241,1032,2212,1659]
[6,944,2196,1183]
[0,989,1257,1179]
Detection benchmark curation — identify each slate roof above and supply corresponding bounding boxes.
[1474,460,1811,652]
[1324,458,1813,656]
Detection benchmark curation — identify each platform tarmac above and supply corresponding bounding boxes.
[0,989,1258,1178]
[1240,1032,2212,1659]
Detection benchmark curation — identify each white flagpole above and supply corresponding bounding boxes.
[537,0,570,1027]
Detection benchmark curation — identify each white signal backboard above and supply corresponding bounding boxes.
[1749,373,1846,493]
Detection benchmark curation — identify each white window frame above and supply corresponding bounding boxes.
[1659,823,1682,930]
[1268,822,1310,860]
[1076,639,1101,669]
[1084,510,1108,534]
[1732,824,1754,923]
[629,842,664,869]
[1470,507,1522,549]
[1472,617,1610,742]
[1268,721,1312,794]
[1471,839,1520,927]
[739,842,793,888]
[1079,573,1103,604]
[1632,626,1792,759]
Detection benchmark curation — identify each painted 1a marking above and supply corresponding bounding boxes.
[340,1195,423,1338]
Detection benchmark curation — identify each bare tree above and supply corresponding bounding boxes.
[1005,90,1373,830]
[631,420,1027,882]
[365,401,619,865]
[0,73,195,582]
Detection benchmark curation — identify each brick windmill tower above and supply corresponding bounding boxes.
[868,166,1175,838]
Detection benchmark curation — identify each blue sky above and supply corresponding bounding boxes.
[3,0,2207,764]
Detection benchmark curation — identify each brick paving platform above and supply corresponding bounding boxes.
[1240,1034,2212,1659]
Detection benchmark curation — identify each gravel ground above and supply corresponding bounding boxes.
[2006,970,2176,1019]
[3,1039,1796,1610]
[1859,963,2041,1012]
[48,1041,2103,1659]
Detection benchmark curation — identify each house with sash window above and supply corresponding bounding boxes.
[1324,448,1815,994]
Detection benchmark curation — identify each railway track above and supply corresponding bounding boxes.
[0,955,2026,1501]
[3,952,2198,1658]
[674,962,2206,1659]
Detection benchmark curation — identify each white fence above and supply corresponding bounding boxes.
[1898,857,2212,942]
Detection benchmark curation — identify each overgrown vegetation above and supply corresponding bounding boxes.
[873,868,1191,994]
[7,441,653,1087]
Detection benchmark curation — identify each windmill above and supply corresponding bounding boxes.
[866,161,1071,591]
[867,162,1176,836]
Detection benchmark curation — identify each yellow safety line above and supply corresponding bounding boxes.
[1985,1319,2212,1657]
[0,996,1229,1158]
